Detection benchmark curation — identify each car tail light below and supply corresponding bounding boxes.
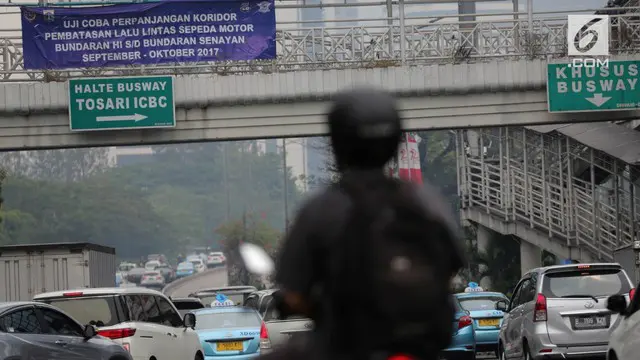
[63,292,83,297]
[534,294,547,322]
[260,322,271,349]
[458,315,472,329]
[98,328,136,340]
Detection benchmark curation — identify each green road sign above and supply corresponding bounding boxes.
[547,60,640,113]
[68,75,175,131]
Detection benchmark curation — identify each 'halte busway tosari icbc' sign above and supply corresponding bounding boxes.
[20,0,276,70]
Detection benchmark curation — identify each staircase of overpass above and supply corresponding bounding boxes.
[457,123,640,263]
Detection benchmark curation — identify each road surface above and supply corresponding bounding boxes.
[165,267,228,297]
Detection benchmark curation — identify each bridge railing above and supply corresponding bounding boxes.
[1,4,640,81]
[457,127,640,261]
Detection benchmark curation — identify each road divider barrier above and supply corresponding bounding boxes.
[162,266,226,295]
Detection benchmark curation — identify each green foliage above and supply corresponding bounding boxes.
[0,141,302,261]
[217,213,280,289]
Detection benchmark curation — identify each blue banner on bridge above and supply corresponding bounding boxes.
[20,0,276,70]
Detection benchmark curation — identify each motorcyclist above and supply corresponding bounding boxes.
[263,87,466,360]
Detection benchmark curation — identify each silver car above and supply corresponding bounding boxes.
[0,301,132,360]
[497,263,634,360]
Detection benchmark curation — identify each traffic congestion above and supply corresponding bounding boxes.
[0,248,638,360]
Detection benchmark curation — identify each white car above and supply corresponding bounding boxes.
[140,271,166,289]
[144,260,161,271]
[606,287,638,360]
[206,252,226,268]
[34,287,205,360]
[189,258,206,273]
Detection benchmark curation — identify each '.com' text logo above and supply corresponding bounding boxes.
[567,15,610,56]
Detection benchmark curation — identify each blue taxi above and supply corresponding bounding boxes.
[454,283,508,357]
[442,295,476,360]
[193,294,263,360]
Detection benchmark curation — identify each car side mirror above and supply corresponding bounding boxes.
[83,324,97,339]
[495,300,509,312]
[183,313,196,329]
[607,294,627,315]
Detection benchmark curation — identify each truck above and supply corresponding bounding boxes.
[614,242,639,286]
[0,242,117,301]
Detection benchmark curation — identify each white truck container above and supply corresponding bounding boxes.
[0,242,116,301]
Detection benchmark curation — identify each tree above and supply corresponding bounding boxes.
[0,148,112,182]
[0,175,178,258]
[217,213,281,289]
[99,141,303,236]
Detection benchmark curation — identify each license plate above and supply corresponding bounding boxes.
[572,315,609,330]
[478,318,500,327]
[216,341,243,351]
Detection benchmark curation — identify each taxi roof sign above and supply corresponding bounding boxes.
[464,282,484,292]
[211,293,235,307]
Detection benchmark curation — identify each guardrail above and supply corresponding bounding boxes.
[1,5,640,81]
[162,267,226,295]
[457,127,640,261]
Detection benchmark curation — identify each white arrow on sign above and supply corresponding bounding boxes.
[96,114,148,122]
[585,93,612,107]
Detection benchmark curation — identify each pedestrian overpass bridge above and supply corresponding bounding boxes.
[1,2,640,273]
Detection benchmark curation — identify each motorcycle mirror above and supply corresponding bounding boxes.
[239,243,275,276]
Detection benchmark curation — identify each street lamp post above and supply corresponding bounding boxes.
[282,139,289,234]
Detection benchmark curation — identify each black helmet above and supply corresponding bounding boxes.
[328,87,402,170]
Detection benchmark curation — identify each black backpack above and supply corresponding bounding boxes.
[326,174,456,358]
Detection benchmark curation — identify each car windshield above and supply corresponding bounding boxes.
[173,301,205,310]
[190,260,202,266]
[40,296,120,327]
[542,269,631,298]
[458,296,506,311]
[195,311,261,330]
[145,262,158,270]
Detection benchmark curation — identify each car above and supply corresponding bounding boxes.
[606,283,638,360]
[189,258,206,273]
[497,263,634,360]
[455,285,509,357]
[0,301,133,360]
[441,295,476,360]
[147,254,167,264]
[140,271,166,289]
[192,304,266,359]
[126,267,146,285]
[144,260,161,271]
[156,264,176,283]
[244,289,313,350]
[206,252,226,268]
[119,262,137,273]
[177,261,196,278]
[171,297,206,317]
[33,287,205,360]
[190,286,258,307]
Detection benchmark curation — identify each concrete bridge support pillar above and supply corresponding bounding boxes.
[520,241,541,276]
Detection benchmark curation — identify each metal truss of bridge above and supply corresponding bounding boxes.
[457,123,640,263]
[2,2,640,81]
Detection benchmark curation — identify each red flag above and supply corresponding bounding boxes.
[397,134,423,184]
